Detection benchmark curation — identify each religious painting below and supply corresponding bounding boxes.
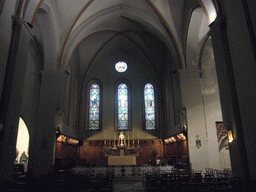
[216,122,227,143]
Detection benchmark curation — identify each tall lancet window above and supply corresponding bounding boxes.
[144,83,155,130]
[89,83,100,130]
[118,83,128,130]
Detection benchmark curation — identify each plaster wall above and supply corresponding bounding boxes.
[219,147,231,169]
[180,70,209,171]
[203,90,222,169]
[180,68,230,171]
[200,43,225,169]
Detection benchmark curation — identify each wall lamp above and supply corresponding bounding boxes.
[56,127,61,139]
[228,130,233,143]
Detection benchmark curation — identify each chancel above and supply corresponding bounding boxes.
[1,0,256,191]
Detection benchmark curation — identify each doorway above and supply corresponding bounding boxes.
[15,117,29,169]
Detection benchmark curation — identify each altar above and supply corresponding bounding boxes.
[108,156,136,166]
[108,149,136,166]
[103,131,141,166]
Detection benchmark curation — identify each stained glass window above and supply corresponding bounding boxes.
[144,83,155,130]
[118,83,128,130]
[115,61,127,73]
[89,83,100,130]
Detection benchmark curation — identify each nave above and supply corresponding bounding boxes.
[1,0,256,189]
[4,163,253,192]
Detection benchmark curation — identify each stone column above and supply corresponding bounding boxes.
[28,70,66,178]
[0,9,31,182]
[211,0,256,181]
[209,12,250,179]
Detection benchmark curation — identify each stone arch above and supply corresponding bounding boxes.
[32,4,58,70]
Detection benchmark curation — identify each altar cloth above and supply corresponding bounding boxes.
[108,156,136,166]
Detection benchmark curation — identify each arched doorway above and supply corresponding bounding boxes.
[15,117,29,167]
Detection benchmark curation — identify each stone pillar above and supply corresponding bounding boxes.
[0,13,31,182]
[28,70,66,178]
[211,0,256,181]
[209,12,250,179]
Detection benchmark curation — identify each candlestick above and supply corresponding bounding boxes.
[133,127,135,139]
[112,130,116,150]
[127,130,131,149]
[105,129,106,143]
[113,139,117,150]
[137,127,138,139]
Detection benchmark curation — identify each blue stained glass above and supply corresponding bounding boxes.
[144,83,155,129]
[89,83,100,130]
[118,83,128,130]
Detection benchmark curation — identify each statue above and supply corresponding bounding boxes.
[19,151,28,163]
[118,131,126,148]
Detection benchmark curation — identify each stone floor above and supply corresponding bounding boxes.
[79,177,146,192]
[112,177,146,192]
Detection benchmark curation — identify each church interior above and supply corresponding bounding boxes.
[1,0,256,191]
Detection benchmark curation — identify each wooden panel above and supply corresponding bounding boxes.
[136,139,164,165]
[79,140,108,166]
[164,140,189,165]
[57,139,189,166]
[55,142,78,159]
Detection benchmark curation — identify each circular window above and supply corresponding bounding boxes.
[115,61,127,73]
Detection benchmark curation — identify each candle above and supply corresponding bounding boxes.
[133,127,135,139]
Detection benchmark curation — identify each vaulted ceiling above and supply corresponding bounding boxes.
[23,0,217,78]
